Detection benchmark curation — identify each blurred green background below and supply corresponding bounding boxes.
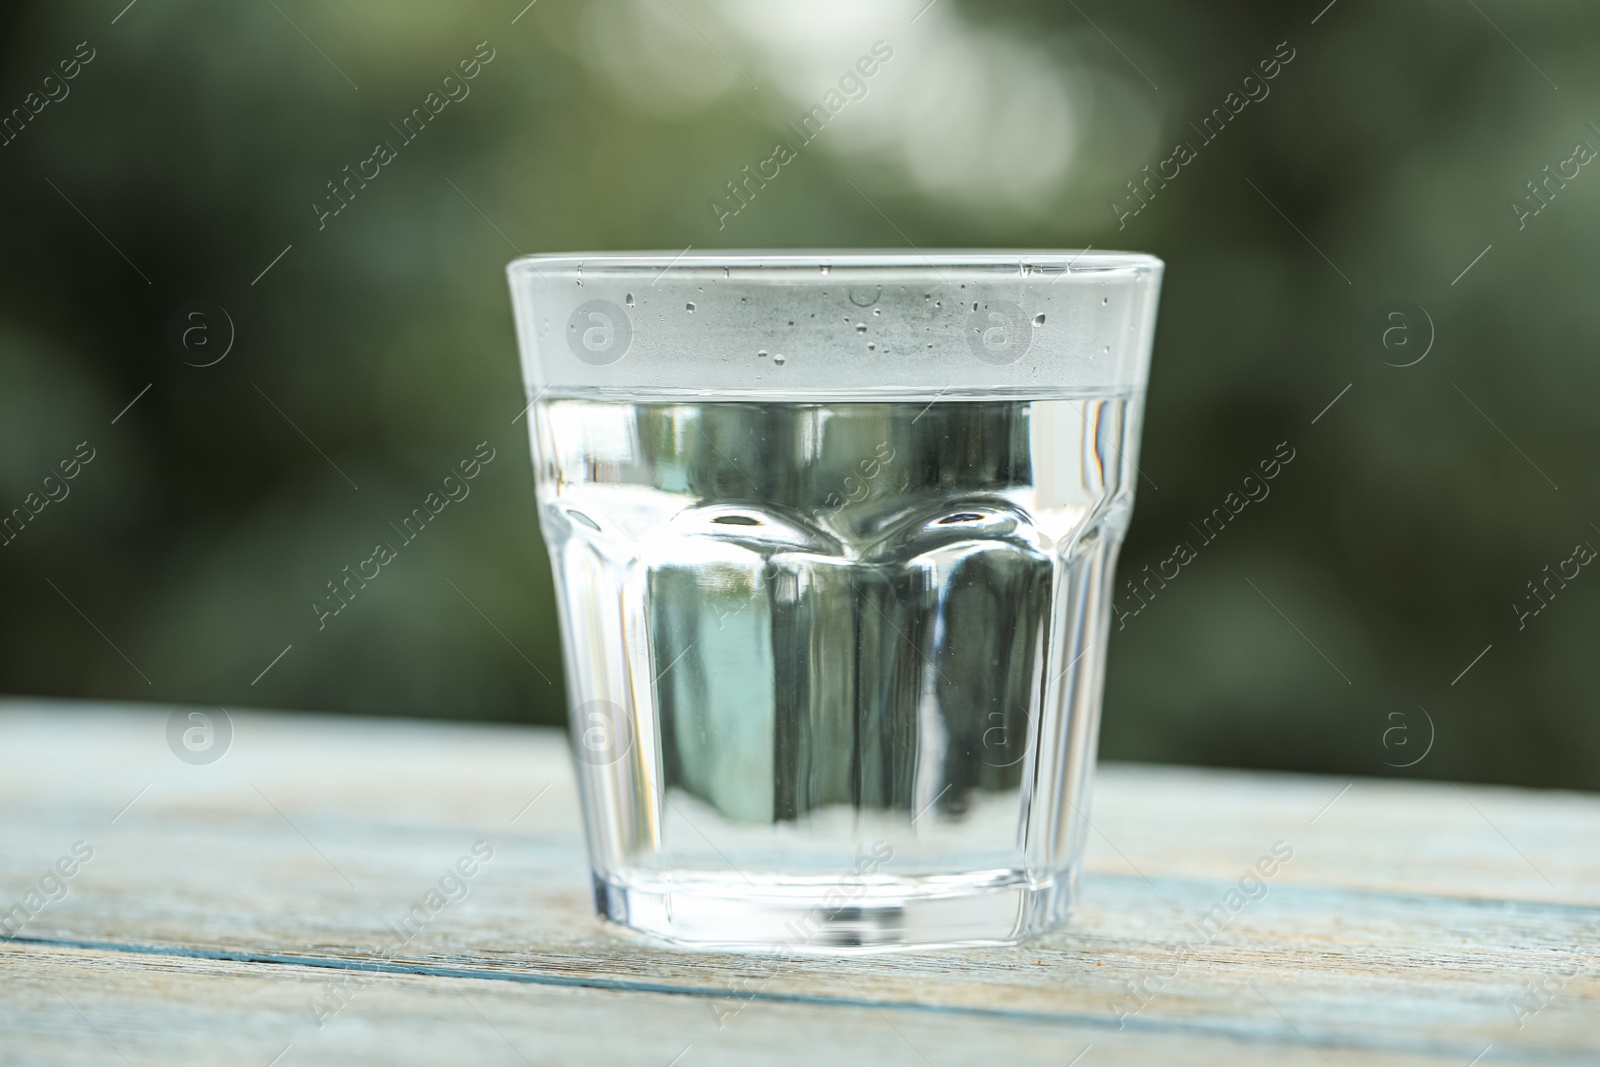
[2,0,1595,789]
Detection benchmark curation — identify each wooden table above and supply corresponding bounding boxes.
[2,699,1597,1065]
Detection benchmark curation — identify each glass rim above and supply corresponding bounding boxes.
[508,248,1163,276]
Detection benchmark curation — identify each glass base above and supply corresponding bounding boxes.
[592,867,1076,951]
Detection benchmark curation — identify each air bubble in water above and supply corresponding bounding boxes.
[1033,314,1046,326]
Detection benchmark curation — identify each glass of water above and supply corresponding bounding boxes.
[507,251,1162,949]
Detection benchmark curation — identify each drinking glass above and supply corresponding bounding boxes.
[507,251,1162,949]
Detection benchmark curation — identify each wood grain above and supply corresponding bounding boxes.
[2,698,1597,1065]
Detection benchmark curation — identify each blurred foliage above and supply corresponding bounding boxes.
[1,0,1597,789]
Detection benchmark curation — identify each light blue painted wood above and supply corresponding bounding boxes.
[2,698,1597,1065]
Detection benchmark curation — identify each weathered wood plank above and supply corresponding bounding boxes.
[3,941,1482,1067]
[2,699,1598,1064]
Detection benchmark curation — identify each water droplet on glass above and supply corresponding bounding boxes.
[872,308,881,316]
[855,323,867,334]
[757,349,768,358]
[934,301,941,308]
[773,353,786,365]
[819,265,831,275]
[686,302,696,313]
[787,320,795,327]
[1102,296,1108,305]
[1033,314,1046,326]
[867,342,876,351]
[625,293,634,306]
[1103,345,1111,354]
[971,302,979,312]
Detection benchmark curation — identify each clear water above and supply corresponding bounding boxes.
[532,392,1137,943]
